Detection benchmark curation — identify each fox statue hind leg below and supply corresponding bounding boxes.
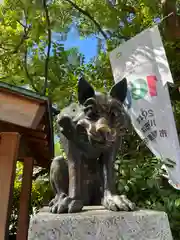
[49,156,68,212]
[49,153,84,214]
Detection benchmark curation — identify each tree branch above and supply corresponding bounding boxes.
[0,24,30,54]
[1,2,31,54]
[16,19,27,28]
[161,0,180,40]
[63,0,109,40]
[21,7,39,92]
[42,0,52,96]
[13,17,33,54]
[13,28,30,54]
[24,48,39,92]
[106,0,136,13]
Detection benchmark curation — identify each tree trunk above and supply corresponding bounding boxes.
[162,0,180,40]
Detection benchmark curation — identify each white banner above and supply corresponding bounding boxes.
[110,25,180,190]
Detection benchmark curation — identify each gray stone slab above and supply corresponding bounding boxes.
[28,206,173,240]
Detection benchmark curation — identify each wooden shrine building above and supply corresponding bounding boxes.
[0,81,57,240]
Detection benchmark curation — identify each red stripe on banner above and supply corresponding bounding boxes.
[147,75,157,97]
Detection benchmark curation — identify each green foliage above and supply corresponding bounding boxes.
[10,162,23,235]
[0,0,82,106]
[10,161,53,236]
[54,141,66,157]
[114,128,180,239]
[10,142,64,235]
[115,155,180,239]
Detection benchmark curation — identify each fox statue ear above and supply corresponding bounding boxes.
[109,78,127,103]
[78,76,95,105]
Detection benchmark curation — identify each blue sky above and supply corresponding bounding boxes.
[54,26,98,143]
[53,17,161,144]
[63,25,98,62]
[62,16,161,62]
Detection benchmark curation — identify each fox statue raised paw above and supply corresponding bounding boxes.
[49,77,136,214]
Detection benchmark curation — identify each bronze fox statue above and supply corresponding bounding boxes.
[49,77,135,213]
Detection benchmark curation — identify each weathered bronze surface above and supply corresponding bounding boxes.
[49,77,135,213]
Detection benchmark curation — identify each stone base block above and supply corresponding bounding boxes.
[28,206,173,240]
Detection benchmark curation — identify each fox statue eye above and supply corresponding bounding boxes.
[84,105,93,116]
[111,111,119,118]
[84,105,98,120]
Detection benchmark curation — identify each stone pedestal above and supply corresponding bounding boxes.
[28,206,173,240]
